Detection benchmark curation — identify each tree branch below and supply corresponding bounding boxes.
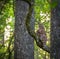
[24,0,50,53]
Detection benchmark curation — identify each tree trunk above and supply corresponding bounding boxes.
[14,0,34,59]
[50,0,60,59]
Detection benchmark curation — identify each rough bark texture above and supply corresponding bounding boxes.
[50,1,60,59]
[14,0,34,59]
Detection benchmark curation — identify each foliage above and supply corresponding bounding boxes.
[0,0,14,59]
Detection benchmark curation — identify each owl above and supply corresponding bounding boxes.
[36,23,47,46]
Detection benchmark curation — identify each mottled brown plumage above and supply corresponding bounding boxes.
[37,23,47,46]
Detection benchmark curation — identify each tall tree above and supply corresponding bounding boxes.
[50,0,60,59]
[14,0,34,59]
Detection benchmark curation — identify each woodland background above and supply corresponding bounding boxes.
[0,0,60,59]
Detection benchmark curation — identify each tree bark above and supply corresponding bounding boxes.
[14,0,34,59]
[50,0,60,59]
